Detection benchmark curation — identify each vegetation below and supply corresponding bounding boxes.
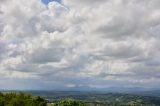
[0,92,46,106]
[1,91,160,106]
[53,99,88,106]
[43,92,160,106]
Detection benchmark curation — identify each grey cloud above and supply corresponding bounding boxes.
[28,47,65,63]
[101,44,142,60]
[96,17,138,40]
[0,41,7,61]
[65,0,107,6]
[95,3,160,40]
[127,64,160,79]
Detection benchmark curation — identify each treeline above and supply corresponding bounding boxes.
[0,92,46,106]
[53,99,88,106]
[0,92,88,106]
[0,92,159,106]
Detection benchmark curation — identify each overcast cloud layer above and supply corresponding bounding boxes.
[0,0,160,90]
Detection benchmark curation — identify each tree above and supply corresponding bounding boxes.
[0,92,47,106]
[54,99,89,106]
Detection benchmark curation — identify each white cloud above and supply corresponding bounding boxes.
[0,0,160,90]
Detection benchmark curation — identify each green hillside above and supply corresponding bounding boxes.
[0,92,46,106]
[0,92,160,106]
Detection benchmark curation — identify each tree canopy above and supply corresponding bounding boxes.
[0,92,46,106]
[54,99,88,106]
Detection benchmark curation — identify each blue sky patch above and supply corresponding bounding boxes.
[41,0,62,5]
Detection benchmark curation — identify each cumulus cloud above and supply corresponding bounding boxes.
[0,0,160,90]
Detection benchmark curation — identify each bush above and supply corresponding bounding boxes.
[0,92,47,106]
[54,99,89,106]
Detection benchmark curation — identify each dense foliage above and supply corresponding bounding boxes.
[42,91,160,106]
[0,92,46,106]
[1,91,160,106]
[53,99,88,106]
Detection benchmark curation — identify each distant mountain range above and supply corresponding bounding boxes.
[1,87,160,97]
[1,89,160,97]
[130,90,160,97]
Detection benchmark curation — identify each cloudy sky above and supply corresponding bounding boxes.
[0,0,160,90]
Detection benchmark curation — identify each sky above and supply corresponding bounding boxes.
[0,0,160,90]
[41,0,62,5]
